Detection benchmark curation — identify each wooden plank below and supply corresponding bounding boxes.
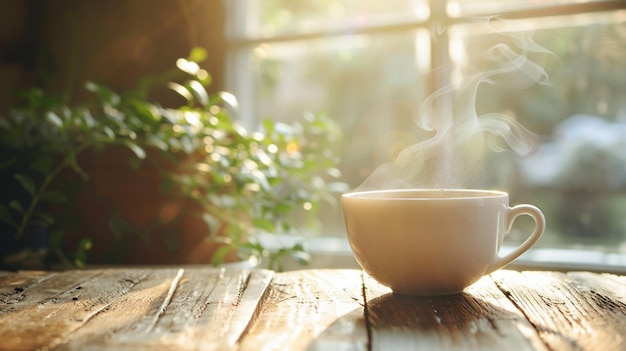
[362,271,546,351]
[237,269,369,351]
[0,270,51,290]
[567,271,626,304]
[0,268,149,351]
[491,270,626,351]
[0,270,56,308]
[56,267,273,351]
[467,274,548,351]
[1,268,623,351]
[55,268,182,351]
[151,268,273,350]
[0,270,103,317]
[607,273,626,287]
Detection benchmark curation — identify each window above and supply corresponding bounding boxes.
[225,0,626,271]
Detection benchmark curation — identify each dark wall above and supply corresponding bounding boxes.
[0,0,30,111]
[0,0,226,111]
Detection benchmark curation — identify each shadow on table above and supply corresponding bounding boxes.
[308,291,574,350]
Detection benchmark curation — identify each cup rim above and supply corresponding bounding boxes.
[341,188,508,200]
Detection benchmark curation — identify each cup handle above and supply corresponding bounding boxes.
[485,204,546,274]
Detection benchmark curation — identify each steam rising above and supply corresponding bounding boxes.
[358,18,555,191]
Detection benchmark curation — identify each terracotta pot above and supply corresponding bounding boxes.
[61,146,234,265]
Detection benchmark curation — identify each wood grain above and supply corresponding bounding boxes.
[58,267,273,351]
[237,269,368,351]
[0,268,148,350]
[362,272,547,351]
[0,268,625,351]
[491,270,626,351]
[0,268,273,351]
[0,270,61,315]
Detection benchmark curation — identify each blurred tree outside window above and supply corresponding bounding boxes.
[224,0,626,266]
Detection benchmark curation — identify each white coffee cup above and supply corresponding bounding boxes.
[341,189,545,295]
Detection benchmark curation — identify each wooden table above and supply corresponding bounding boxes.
[1,267,625,350]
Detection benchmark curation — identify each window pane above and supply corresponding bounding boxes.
[226,0,429,40]
[226,1,626,266]
[228,30,432,234]
[450,11,626,251]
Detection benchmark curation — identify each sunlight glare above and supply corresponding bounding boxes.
[176,58,200,74]
[219,91,239,109]
[413,2,430,20]
[286,142,299,156]
[184,111,201,127]
[449,34,466,65]
[330,2,345,17]
[196,163,211,172]
[447,1,461,17]
[415,30,431,72]
[253,44,268,58]
[209,105,221,116]
[197,69,209,81]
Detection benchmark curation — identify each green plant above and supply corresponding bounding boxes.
[0,47,346,270]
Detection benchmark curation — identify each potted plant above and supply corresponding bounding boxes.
[0,47,346,270]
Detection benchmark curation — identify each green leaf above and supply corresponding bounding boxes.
[168,82,193,101]
[202,213,220,234]
[79,109,96,129]
[181,135,194,154]
[86,81,120,105]
[186,80,209,105]
[240,241,265,254]
[8,200,24,213]
[39,190,67,203]
[14,173,36,196]
[198,70,212,86]
[188,47,208,63]
[66,153,89,181]
[267,252,285,272]
[108,215,132,241]
[80,237,93,251]
[73,237,92,268]
[252,217,276,232]
[218,91,237,109]
[133,100,162,123]
[32,211,55,227]
[30,157,54,175]
[211,245,235,266]
[262,118,275,135]
[123,141,147,160]
[249,170,270,191]
[290,249,311,266]
[46,111,63,127]
[146,135,169,151]
[103,126,115,140]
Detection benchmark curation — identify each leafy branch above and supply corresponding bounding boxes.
[0,47,346,270]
